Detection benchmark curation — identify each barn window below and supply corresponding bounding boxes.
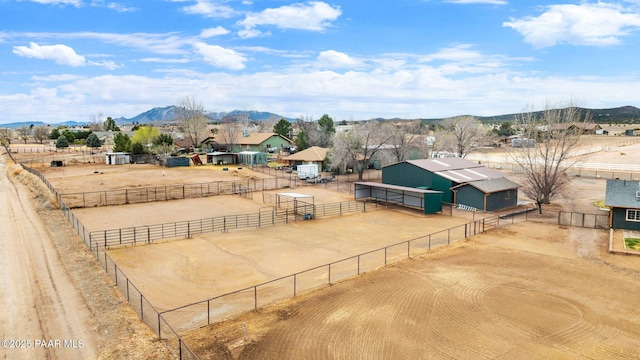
[626,209,640,222]
[505,190,510,200]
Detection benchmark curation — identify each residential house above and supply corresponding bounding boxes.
[605,179,640,230]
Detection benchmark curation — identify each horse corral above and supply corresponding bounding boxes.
[7,138,640,359]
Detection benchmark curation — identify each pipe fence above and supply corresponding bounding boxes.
[61,177,298,208]
[159,210,533,336]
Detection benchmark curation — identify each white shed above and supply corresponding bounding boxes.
[105,152,131,165]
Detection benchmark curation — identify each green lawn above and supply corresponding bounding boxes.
[624,238,640,250]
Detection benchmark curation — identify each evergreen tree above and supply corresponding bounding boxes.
[86,133,102,148]
[55,135,69,148]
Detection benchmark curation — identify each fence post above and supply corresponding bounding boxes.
[140,294,144,320]
[294,274,297,296]
[328,264,331,285]
[207,300,210,325]
[157,314,161,339]
[357,255,361,275]
[254,286,258,311]
[448,229,451,245]
[428,234,431,250]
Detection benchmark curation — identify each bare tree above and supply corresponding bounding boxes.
[33,125,50,144]
[217,122,242,152]
[509,101,590,213]
[440,116,485,158]
[88,112,104,131]
[17,126,31,144]
[388,120,425,163]
[0,128,12,145]
[175,97,209,149]
[330,120,393,180]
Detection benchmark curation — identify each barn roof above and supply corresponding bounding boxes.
[406,158,506,183]
[452,178,519,193]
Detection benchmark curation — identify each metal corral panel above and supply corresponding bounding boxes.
[166,157,190,167]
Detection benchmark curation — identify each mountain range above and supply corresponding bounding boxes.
[2,105,639,129]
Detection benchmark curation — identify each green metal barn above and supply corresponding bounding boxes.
[381,158,519,212]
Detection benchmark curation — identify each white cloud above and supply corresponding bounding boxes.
[13,42,87,67]
[237,1,341,36]
[15,31,193,55]
[29,0,82,6]
[193,42,246,70]
[317,50,361,69]
[504,2,640,48]
[200,26,230,38]
[180,0,236,18]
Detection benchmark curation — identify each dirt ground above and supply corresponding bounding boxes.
[0,151,172,359]
[184,223,640,360]
[4,134,640,359]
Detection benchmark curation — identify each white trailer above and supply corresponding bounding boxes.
[296,164,318,179]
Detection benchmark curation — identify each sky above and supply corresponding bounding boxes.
[2,0,640,124]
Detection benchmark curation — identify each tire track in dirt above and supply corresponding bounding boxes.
[0,159,97,360]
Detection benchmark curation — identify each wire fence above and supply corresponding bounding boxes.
[20,164,198,359]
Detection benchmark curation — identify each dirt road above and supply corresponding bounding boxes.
[0,155,97,359]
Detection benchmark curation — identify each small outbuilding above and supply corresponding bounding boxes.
[105,152,130,165]
[207,152,236,165]
[605,179,640,230]
[238,151,268,166]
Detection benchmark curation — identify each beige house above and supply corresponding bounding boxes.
[282,146,329,171]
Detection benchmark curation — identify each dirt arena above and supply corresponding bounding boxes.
[7,134,640,359]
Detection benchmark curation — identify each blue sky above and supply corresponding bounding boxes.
[2,0,640,124]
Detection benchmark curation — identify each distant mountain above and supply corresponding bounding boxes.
[0,120,86,129]
[113,106,296,125]
[471,105,640,124]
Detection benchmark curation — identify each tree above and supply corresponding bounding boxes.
[50,128,60,140]
[330,120,392,180]
[89,112,104,131]
[130,141,146,155]
[151,133,175,158]
[103,116,120,131]
[61,129,76,144]
[316,114,336,147]
[295,129,310,152]
[439,116,485,158]
[17,126,31,144]
[33,125,50,144]
[388,121,425,163]
[273,118,292,138]
[113,132,131,152]
[493,121,515,136]
[0,128,12,145]
[86,133,102,148]
[131,126,160,148]
[509,101,589,213]
[55,135,69,148]
[217,122,242,152]
[175,97,208,149]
